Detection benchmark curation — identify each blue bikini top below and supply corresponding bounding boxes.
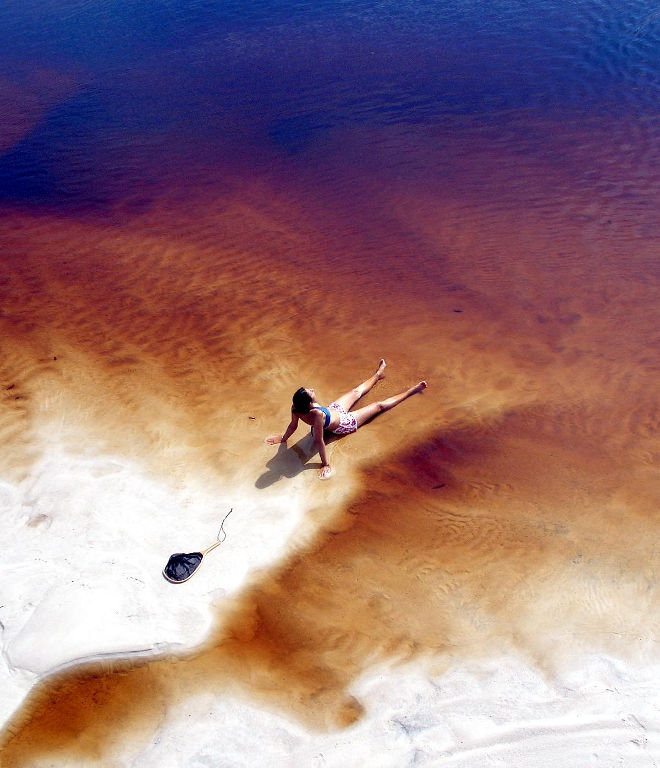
[315,406,331,429]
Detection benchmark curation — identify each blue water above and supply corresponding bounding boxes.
[0,0,658,209]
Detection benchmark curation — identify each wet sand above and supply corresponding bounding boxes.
[0,108,659,765]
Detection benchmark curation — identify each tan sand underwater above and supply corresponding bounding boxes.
[1,79,659,765]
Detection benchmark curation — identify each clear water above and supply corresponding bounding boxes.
[0,0,658,763]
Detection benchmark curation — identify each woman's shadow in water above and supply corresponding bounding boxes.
[256,430,343,488]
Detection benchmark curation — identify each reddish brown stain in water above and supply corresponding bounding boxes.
[1,116,659,763]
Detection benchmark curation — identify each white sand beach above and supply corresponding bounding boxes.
[1,432,660,766]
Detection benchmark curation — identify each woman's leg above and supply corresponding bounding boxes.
[332,359,387,412]
[351,381,427,428]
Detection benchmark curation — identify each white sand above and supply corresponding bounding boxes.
[2,438,660,766]
[0,438,316,722]
[139,658,660,768]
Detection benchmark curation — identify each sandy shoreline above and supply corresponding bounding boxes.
[2,382,659,765]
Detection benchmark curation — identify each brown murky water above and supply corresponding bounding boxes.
[1,96,658,765]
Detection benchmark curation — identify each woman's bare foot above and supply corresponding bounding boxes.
[376,359,387,380]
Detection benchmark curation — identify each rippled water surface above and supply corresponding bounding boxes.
[1,0,659,764]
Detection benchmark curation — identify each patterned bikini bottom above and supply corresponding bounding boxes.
[328,402,358,435]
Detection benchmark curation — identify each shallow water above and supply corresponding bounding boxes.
[1,0,659,764]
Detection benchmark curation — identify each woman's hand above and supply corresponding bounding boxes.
[265,435,284,445]
[319,464,334,480]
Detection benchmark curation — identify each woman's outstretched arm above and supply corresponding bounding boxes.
[266,411,299,445]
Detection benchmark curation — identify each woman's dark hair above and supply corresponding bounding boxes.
[292,387,313,414]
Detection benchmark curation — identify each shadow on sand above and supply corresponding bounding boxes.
[255,430,343,488]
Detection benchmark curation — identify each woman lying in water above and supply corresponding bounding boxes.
[266,360,427,479]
